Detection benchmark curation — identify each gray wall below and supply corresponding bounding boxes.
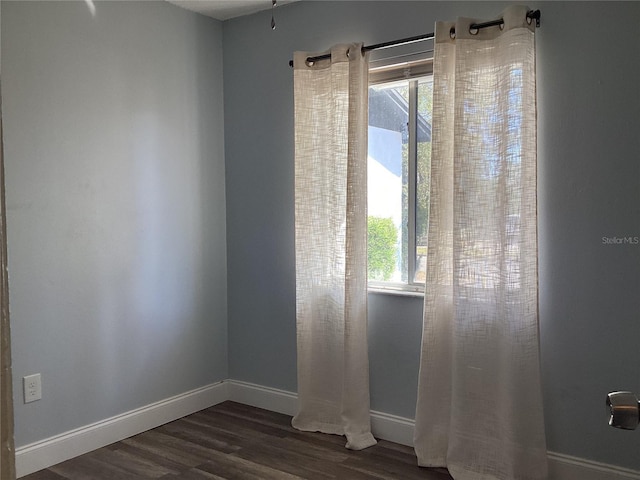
[223,1,640,470]
[2,1,227,447]
[537,1,640,469]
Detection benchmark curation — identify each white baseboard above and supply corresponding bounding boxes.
[369,410,415,447]
[15,381,228,478]
[227,379,298,416]
[547,452,640,480]
[15,379,640,480]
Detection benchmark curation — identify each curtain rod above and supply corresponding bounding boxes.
[288,9,541,67]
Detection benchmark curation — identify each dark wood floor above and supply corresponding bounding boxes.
[22,401,453,479]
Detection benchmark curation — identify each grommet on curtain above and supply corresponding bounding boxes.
[449,27,456,39]
[345,46,366,60]
[469,26,479,35]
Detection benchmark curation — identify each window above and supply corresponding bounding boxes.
[367,60,433,293]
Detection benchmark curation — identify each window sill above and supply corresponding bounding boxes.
[367,285,424,298]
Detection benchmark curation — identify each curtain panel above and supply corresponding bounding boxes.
[414,6,547,479]
[291,44,376,451]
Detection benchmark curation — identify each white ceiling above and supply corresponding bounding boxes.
[166,0,299,21]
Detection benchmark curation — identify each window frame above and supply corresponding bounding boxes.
[367,58,433,296]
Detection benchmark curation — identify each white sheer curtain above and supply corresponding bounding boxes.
[414,6,547,479]
[291,44,376,451]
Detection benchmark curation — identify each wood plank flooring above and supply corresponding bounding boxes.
[21,401,453,480]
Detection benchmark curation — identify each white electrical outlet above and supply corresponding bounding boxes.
[23,373,42,403]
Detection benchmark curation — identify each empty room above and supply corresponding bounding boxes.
[0,1,639,479]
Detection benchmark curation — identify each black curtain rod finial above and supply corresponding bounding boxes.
[529,9,541,27]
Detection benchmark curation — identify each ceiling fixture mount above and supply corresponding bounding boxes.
[271,0,277,30]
